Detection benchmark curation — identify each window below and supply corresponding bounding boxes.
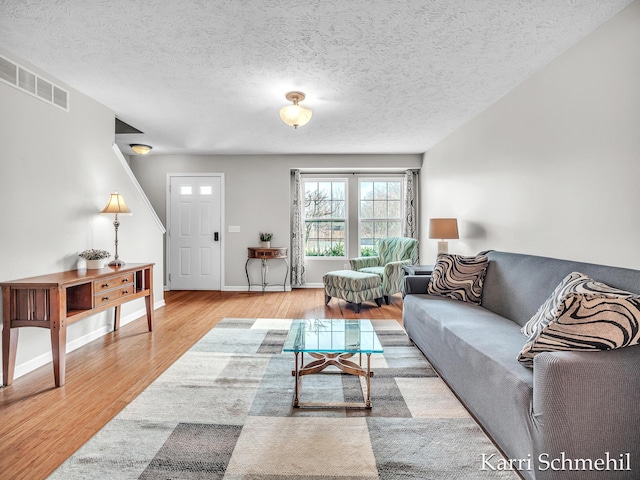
[304,179,347,257]
[297,175,406,259]
[359,179,403,256]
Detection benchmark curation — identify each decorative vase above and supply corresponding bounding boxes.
[86,259,104,269]
[261,241,271,248]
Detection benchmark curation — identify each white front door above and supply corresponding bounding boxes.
[169,175,222,290]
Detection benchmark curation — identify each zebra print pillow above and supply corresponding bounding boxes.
[517,292,640,368]
[521,272,637,337]
[427,253,488,305]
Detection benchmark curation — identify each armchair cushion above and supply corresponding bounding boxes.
[359,266,384,277]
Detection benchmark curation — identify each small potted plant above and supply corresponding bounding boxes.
[259,232,273,248]
[79,249,111,269]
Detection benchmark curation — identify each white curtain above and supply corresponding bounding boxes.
[290,169,306,286]
[403,169,419,239]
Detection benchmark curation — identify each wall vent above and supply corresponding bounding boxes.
[0,54,69,111]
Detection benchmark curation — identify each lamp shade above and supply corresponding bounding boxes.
[429,218,459,240]
[101,193,132,215]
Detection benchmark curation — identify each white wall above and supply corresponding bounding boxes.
[0,48,165,381]
[130,155,421,287]
[420,1,640,269]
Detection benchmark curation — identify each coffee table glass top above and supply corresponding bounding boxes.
[283,319,383,354]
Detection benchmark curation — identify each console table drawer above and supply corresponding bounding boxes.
[94,285,134,307]
[93,273,134,293]
[247,247,288,259]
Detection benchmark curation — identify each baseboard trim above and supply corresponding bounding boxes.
[222,285,292,292]
[291,283,324,289]
[11,299,165,381]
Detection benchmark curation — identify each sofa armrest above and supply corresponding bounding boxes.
[403,275,431,296]
[349,256,380,270]
[531,346,640,479]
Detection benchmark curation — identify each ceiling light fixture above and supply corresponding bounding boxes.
[279,91,312,129]
[130,144,152,155]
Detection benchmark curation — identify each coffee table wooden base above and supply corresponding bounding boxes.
[292,351,373,409]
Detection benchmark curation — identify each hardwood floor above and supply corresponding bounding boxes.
[0,289,404,480]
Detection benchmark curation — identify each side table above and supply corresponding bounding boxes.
[402,265,435,276]
[245,247,288,293]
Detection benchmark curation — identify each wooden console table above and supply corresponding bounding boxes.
[245,247,288,293]
[1,263,154,387]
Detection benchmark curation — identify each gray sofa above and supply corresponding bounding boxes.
[403,250,640,480]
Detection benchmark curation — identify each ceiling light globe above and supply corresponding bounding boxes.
[279,104,312,129]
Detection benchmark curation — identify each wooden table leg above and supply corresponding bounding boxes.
[51,288,66,387]
[2,325,18,387]
[145,294,154,332]
[50,322,66,387]
[145,267,154,332]
[114,305,121,331]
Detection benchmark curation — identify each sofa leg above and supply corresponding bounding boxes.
[325,295,331,305]
[375,297,382,307]
[383,295,390,305]
[354,303,361,313]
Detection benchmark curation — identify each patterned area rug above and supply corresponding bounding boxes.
[50,318,517,479]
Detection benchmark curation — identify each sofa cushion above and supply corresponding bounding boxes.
[521,272,638,337]
[517,292,640,367]
[402,294,534,465]
[427,253,488,305]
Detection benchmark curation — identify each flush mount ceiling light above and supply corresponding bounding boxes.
[130,144,152,155]
[279,91,312,129]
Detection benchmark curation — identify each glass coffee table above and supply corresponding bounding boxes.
[282,319,383,409]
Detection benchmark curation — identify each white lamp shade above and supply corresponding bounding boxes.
[279,104,312,128]
[101,193,132,215]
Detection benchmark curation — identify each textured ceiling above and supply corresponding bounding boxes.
[0,0,634,155]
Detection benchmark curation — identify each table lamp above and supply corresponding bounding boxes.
[101,192,132,267]
[429,218,459,254]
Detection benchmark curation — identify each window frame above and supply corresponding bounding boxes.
[302,177,349,260]
[357,176,405,257]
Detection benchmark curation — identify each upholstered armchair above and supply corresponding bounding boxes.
[349,237,419,303]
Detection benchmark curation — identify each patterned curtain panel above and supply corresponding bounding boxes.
[290,169,306,286]
[403,169,419,239]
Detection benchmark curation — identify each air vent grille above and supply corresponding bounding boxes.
[0,54,69,111]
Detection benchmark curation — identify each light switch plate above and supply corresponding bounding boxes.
[228,225,241,232]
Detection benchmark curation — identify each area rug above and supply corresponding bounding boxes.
[50,318,517,479]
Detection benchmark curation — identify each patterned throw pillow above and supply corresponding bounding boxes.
[521,272,637,337]
[517,292,640,368]
[427,253,489,305]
